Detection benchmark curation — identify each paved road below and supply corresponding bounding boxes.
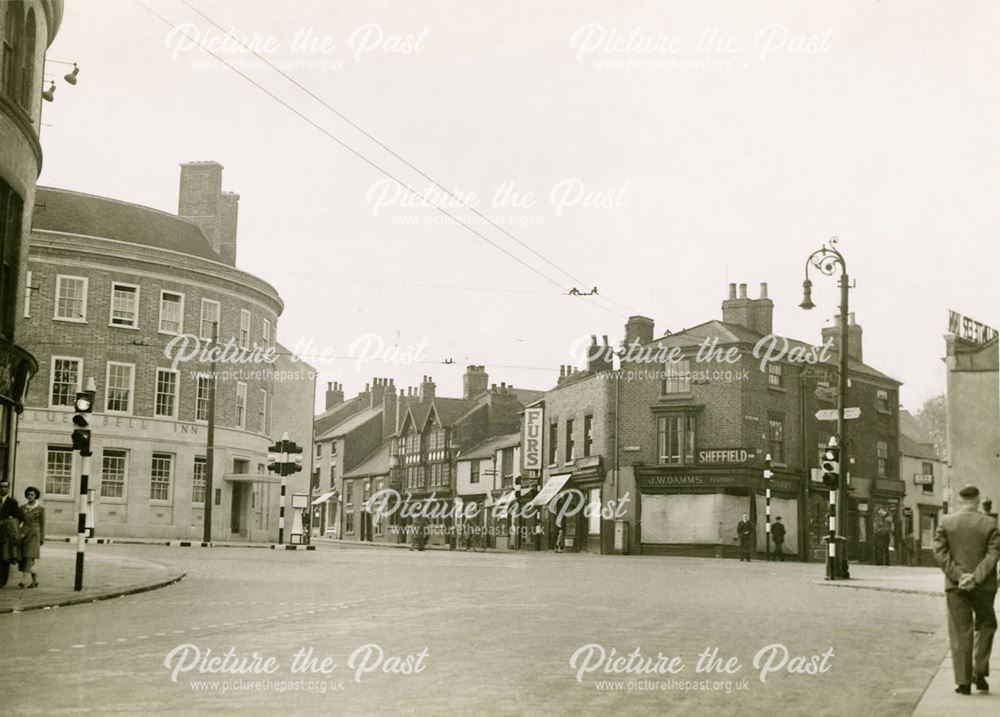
[3,545,944,716]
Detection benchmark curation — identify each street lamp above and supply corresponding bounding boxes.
[800,237,851,580]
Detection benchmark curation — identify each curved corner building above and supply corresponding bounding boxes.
[16,162,313,542]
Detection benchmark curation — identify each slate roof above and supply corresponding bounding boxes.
[318,406,382,440]
[343,443,392,479]
[458,433,520,461]
[641,319,900,385]
[314,397,363,438]
[33,187,220,261]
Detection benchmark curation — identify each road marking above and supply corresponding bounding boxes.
[116,638,128,642]
[71,644,86,649]
[172,630,185,634]
[48,648,62,653]
[95,641,107,646]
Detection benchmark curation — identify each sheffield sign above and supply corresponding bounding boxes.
[698,449,751,464]
[948,310,997,345]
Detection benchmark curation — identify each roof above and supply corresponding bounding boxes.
[317,405,382,441]
[899,434,940,462]
[429,397,481,428]
[643,319,900,385]
[343,443,392,479]
[314,397,362,437]
[459,433,520,461]
[32,187,221,261]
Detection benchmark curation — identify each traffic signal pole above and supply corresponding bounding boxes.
[73,378,96,591]
[279,433,289,545]
[203,321,218,545]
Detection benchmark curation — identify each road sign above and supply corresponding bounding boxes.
[815,407,861,421]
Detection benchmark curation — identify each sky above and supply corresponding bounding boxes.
[37,0,1000,413]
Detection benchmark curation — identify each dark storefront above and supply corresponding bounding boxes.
[634,466,803,559]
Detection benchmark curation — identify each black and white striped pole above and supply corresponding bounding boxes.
[763,454,773,561]
[71,378,96,591]
[821,437,841,580]
[268,433,303,546]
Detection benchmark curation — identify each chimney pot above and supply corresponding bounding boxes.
[738,283,747,299]
[728,283,737,299]
[760,282,768,299]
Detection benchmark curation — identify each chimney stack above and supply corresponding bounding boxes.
[178,161,238,266]
[721,281,773,336]
[325,381,344,410]
[463,365,489,399]
[587,334,613,373]
[822,314,864,362]
[420,375,436,402]
[624,316,655,347]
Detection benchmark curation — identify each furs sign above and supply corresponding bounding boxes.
[522,406,544,471]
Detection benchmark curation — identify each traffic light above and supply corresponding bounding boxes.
[763,454,773,480]
[288,443,303,474]
[266,439,304,475]
[821,443,840,489]
[72,389,95,456]
[267,443,283,474]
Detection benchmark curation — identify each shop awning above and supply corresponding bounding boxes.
[312,491,336,506]
[528,473,572,507]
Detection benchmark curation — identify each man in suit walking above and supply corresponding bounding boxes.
[0,479,23,587]
[934,484,1000,695]
[737,513,754,562]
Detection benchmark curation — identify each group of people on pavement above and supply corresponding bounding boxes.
[0,478,45,589]
[736,513,787,562]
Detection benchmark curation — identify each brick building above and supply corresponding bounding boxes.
[312,378,396,538]
[0,0,62,490]
[16,162,314,541]
[527,283,902,560]
[454,432,522,549]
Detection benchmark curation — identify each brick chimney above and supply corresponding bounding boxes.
[419,375,436,402]
[381,379,397,438]
[587,335,613,373]
[821,313,863,362]
[722,282,773,336]
[178,161,238,266]
[325,381,344,410]
[463,365,489,399]
[624,316,654,347]
[369,377,391,409]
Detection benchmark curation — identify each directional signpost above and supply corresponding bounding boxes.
[815,407,861,421]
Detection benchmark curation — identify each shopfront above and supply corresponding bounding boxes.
[635,467,801,559]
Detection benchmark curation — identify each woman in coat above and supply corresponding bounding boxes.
[18,486,44,588]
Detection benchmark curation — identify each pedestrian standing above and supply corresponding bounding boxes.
[770,516,786,562]
[873,529,890,566]
[18,487,44,589]
[533,519,543,551]
[554,513,565,553]
[0,479,22,588]
[737,513,753,562]
[933,484,1000,695]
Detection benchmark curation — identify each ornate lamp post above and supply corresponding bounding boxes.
[800,237,852,580]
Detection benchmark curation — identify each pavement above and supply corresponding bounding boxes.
[0,542,185,613]
[1,543,996,715]
[813,563,999,717]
